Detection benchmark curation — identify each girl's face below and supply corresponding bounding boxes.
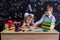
[26,16,33,24]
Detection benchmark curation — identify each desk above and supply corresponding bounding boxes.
[1,29,59,40]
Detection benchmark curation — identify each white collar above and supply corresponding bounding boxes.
[45,11,53,18]
[48,14,52,18]
[45,14,52,18]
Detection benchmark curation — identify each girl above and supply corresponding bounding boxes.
[21,13,34,29]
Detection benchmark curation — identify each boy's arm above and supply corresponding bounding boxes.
[34,14,45,27]
[35,14,45,25]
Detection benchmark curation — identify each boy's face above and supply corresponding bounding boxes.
[46,5,53,16]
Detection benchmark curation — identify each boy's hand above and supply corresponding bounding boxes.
[33,23,37,28]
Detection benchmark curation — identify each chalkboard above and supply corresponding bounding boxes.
[0,0,60,31]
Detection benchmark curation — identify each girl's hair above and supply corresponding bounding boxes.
[23,15,34,23]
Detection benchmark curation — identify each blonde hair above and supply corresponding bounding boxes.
[24,15,34,23]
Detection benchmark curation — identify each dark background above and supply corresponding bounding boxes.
[0,0,60,31]
[0,0,60,40]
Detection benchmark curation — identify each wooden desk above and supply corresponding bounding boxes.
[1,29,59,40]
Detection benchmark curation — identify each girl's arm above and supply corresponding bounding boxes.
[21,22,27,29]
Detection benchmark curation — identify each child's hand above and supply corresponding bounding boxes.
[21,25,27,29]
[33,23,37,28]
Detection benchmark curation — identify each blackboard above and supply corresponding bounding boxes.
[0,0,60,31]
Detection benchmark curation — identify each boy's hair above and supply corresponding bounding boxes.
[44,3,53,11]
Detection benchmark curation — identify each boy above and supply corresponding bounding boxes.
[34,4,56,30]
